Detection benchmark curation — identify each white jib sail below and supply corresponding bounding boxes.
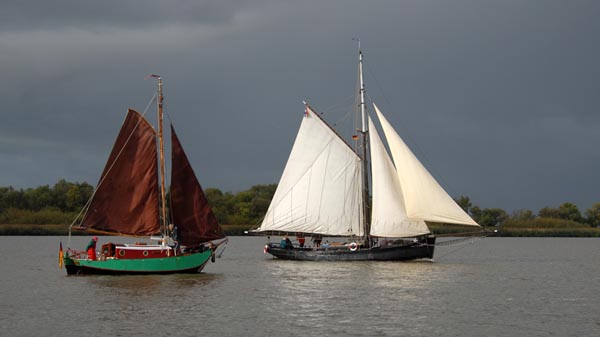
[258,106,364,236]
[373,103,479,226]
[368,115,431,237]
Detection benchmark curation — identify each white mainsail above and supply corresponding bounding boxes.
[368,116,431,237]
[373,103,479,227]
[257,106,364,236]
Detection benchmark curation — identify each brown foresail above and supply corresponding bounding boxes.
[79,109,161,236]
[170,125,225,245]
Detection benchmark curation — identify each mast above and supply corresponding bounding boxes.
[357,41,371,246]
[156,76,168,234]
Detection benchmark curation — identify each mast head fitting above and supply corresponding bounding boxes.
[144,74,161,80]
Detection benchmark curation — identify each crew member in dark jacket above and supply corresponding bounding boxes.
[280,235,293,250]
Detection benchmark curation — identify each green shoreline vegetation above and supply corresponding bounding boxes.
[1,180,599,237]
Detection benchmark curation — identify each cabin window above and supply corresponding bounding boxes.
[101,243,115,257]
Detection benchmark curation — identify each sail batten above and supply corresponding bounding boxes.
[170,125,225,245]
[78,109,161,236]
[256,106,363,236]
[373,103,479,227]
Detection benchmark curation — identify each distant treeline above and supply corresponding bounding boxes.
[0,179,276,228]
[1,180,599,236]
[203,184,276,226]
[453,196,600,228]
[0,180,92,224]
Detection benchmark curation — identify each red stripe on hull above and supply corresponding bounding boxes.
[114,246,173,259]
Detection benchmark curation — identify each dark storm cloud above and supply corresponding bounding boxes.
[1,0,599,214]
[0,0,263,31]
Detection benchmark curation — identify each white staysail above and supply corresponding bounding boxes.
[373,103,479,227]
[368,116,431,237]
[257,106,364,236]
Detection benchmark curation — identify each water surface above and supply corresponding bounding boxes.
[0,236,598,336]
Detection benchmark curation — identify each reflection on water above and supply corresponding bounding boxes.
[87,273,221,292]
[88,275,164,291]
[260,259,455,335]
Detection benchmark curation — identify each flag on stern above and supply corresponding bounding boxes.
[58,242,63,269]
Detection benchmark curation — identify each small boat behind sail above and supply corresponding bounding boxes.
[251,46,480,261]
[63,76,226,275]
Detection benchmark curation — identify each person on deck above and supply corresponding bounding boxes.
[86,236,98,260]
[312,235,322,248]
[168,223,180,255]
[297,233,305,248]
[280,235,293,250]
[285,236,293,250]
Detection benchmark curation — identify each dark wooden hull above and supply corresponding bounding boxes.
[265,236,436,261]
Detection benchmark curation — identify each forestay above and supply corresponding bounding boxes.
[257,106,364,236]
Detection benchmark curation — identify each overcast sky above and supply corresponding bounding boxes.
[1,0,599,213]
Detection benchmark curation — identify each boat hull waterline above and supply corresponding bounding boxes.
[265,237,436,261]
[64,250,213,275]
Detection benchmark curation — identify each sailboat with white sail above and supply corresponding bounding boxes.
[251,46,480,261]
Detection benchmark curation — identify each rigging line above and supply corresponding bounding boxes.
[363,61,395,112]
[307,104,361,158]
[70,92,158,231]
[320,93,356,115]
[432,237,481,260]
[354,162,364,237]
[217,245,227,258]
[332,106,356,130]
[366,92,464,203]
[365,86,464,199]
[317,94,357,129]
[432,231,495,260]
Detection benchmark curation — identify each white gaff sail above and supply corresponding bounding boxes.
[258,106,364,235]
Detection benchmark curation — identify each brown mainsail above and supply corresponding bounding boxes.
[170,125,225,246]
[77,109,161,236]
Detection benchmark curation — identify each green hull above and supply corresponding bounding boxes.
[64,250,213,275]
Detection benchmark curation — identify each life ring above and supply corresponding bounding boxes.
[348,242,358,251]
[263,244,269,254]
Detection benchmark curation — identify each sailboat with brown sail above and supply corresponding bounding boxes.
[62,75,226,275]
[251,45,480,261]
